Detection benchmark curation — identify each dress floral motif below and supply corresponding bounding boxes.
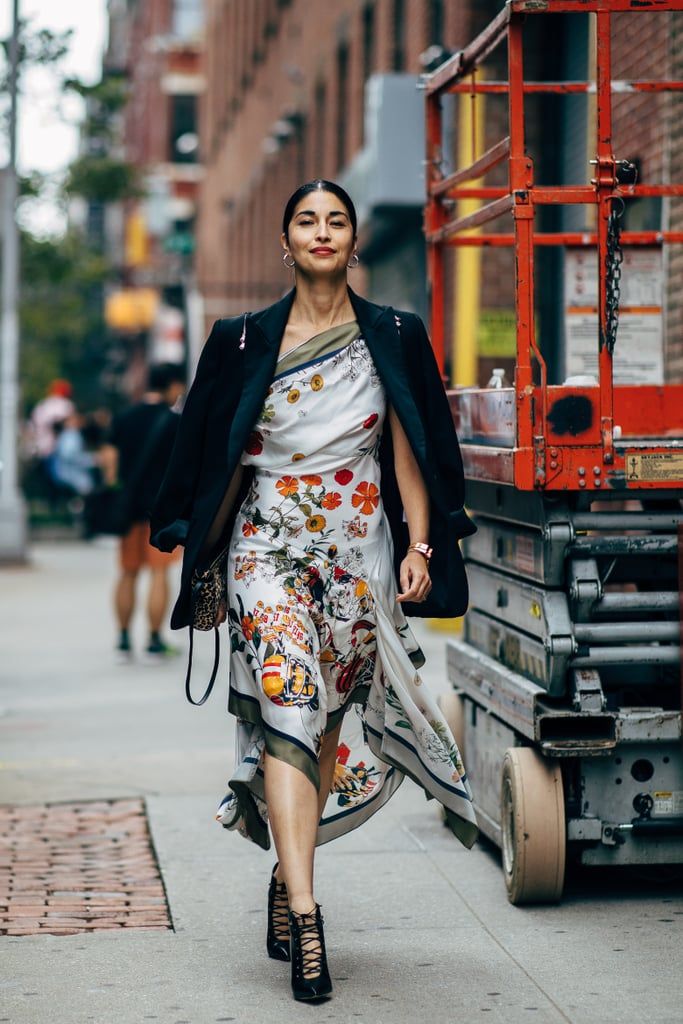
[216,322,478,850]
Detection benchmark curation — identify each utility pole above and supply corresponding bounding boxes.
[0,0,27,562]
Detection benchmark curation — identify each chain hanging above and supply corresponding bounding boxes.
[603,197,625,354]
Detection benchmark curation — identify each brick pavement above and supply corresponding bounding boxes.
[0,798,171,936]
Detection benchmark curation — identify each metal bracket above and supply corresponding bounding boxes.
[571,668,606,713]
[601,823,625,846]
[545,635,576,658]
[543,522,573,583]
[568,558,602,620]
[567,817,602,842]
[533,433,546,488]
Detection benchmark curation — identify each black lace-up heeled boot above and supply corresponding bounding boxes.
[288,903,332,1001]
[266,862,290,961]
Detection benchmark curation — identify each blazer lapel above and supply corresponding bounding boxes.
[226,289,295,468]
[348,287,428,464]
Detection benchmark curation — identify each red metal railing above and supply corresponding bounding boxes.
[424,0,683,492]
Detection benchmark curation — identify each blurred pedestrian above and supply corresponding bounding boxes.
[50,410,97,500]
[149,180,477,1002]
[28,379,76,505]
[101,363,186,662]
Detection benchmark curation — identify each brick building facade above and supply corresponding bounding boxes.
[113,0,205,369]
[188,3,682,384]
[197,0,498,332]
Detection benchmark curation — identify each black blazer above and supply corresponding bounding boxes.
[150,286,477,630]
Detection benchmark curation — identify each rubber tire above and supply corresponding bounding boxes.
[500,747,566,905]
[437,691,466,762]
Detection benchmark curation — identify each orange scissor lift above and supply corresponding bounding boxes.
[424,0,683,903]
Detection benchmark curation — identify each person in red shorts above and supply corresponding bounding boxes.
[104,364,186,661]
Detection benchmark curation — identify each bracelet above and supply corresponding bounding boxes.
[407,542,433,563]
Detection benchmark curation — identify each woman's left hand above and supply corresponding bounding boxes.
[396,551,432,604]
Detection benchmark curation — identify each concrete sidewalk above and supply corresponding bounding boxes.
[1,541,681,1024]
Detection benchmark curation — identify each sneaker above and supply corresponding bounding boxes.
[145,637,180,660]
[115,634,133,665]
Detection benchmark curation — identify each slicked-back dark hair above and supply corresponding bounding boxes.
[282,179,358,243]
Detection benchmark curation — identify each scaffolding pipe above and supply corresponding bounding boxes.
[572,647,681,666]
[571,513,683,532]
[573,622,680,643]
[596,592,679,614]
[571,536,678,556]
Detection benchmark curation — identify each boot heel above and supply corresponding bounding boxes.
[266,862,290,962]
[288,903,332,1001]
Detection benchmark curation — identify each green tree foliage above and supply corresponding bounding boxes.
[63,75,141,203]
[0,21,73,142]
[0,21,72,87]
[0,22,141,415]
[19,231,110,415]
[65,154,140,204]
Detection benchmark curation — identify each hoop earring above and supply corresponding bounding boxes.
[282,251,295,268]
[347,253,359,269]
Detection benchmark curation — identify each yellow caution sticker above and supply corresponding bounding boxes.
[653,791,683,816]
[625,451,683,484]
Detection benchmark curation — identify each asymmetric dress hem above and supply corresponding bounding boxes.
[215,322,478,851]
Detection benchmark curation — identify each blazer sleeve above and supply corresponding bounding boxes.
[149,320,223,551]
[407,312,477,538]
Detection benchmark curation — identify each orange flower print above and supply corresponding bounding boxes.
[351,481,380,515]
[241,614,256,641]
[242,521,259,537]
[287,388,301,404]
[292,452,306,462]
[305,514,327,532]
[322,491,342,510]
[276,475,299,497]
[310,374,324,391]
[301,474,322,486]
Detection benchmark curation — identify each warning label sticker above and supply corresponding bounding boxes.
[625,451,683,484]
[653,791,683,816]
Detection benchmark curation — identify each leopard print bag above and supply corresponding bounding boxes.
[185,545,229,706]
[191,546,228,631]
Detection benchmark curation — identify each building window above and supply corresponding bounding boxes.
[428,0,444,47]
[172,0,203,41]
[336,43,349,170]
[169,94,198,163]
[363,3,375,82]
[392,0,406,71]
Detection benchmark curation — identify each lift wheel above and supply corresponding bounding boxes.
[501,747,566,905]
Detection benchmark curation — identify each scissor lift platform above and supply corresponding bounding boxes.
[423,1,683,903]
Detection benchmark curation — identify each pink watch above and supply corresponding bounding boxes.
[407,542,433,563]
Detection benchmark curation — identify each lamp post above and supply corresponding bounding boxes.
[0,0,28,562]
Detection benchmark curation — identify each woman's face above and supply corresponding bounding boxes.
[282,190,356,277]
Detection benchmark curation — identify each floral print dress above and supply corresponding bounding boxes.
[216,321,478,850]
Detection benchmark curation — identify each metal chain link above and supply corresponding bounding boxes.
[603,198,625,354]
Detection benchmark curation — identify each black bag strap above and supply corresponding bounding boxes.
[183,541,231,706]
[184,624,220,706]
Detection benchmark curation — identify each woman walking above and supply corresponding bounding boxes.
[151,180,478,1002]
